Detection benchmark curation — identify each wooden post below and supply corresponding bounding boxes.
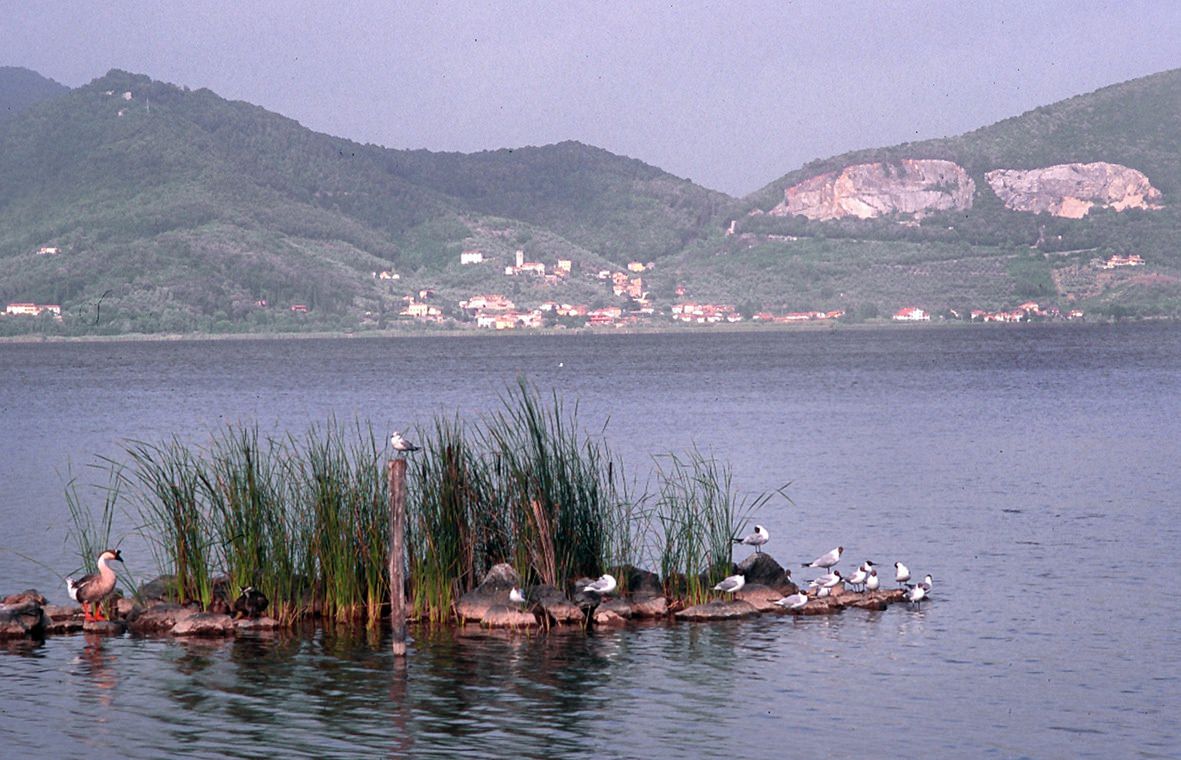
[388,458,407,656]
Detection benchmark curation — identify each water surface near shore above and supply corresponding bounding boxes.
[1,324,1179,757]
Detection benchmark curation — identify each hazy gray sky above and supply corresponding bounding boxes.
[3,1,1179,195]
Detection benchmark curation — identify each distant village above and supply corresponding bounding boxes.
[4,247,1151,331]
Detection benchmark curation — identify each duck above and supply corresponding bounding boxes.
[231,586,269,619]
[66,549,124,622]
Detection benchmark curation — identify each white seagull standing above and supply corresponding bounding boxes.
[808,571,841,589]
[583,574,617,596]
[733,525,770,554]
[774,592,809,611]
[802,546,844,570]
[390,431,420,454]
[866,568,880,592]
[712,574,746,595]
[845,567,869,591]
[920,574,934,593]
[895,561,911,588]
[906,583,927,608]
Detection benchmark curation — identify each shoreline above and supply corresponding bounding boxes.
[0,316,1161,346]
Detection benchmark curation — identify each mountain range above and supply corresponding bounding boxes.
[0,65,1177,335]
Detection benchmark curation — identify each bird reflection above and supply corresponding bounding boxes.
[76,633,117,709]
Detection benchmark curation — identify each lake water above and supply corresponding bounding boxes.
[1,324,1179,758]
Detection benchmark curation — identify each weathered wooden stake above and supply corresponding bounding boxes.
[388,457,407,656]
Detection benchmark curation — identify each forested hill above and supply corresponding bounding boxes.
[0,67,68,124]
[0,69,728,333]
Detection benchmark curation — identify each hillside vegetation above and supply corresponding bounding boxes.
[0,67,1177,336]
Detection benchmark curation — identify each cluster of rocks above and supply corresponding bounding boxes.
[0,578,280,641]
[1,553,915,641]
[454,552,909,630]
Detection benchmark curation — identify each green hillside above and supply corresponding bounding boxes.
[0,70,726,335]
[692,69,1181,319]
[0,66,1178,336]
[0,67,68,124]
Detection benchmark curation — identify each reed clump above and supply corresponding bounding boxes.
[66,383,785,629]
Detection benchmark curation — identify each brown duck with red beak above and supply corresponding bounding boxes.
[66,549,124,622]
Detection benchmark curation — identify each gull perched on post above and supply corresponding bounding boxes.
[390,431,420,455]
[733,524,770,554]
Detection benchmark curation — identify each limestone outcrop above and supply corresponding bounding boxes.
[768,159,975,220]
[985,162,1162,218]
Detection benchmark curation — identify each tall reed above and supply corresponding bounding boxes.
[64,463,123,574]
[654,449,774,605]
[124,438,217,609]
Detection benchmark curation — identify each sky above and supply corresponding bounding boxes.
[2,1,1179,196]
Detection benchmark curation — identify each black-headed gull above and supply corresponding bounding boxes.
[865,568,880,592]
[906,583,926,608]
[895,561,911,588]
[802,546,843,570]
[733,525,770,554]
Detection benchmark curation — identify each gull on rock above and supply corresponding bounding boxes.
[66,549,124,622]
[733,524,770,553]
[733,525,770,553]
[895,561,911,588]
[774,592,809,611]
[808,571,841,588]
[583,574,617,596]
[802,546,844,570]
[865,568,880,592]
[712,574,746,595]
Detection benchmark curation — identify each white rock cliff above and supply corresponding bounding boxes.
[767,159,975,220]
[984,162,1162,218]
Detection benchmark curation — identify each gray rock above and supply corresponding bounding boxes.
[533,585,584,625]
[618,565,662,595]
[481,604,539,629]
[82,619,126,635]
[171,612,235,637]
[0,601,48,638]
[734,583,783,612]
[43,604,77,621]
[2,589,47,606]
[233,616,280,632]
[127,603,197,634]
[675,599,759,621]
[455,564,523,623]
[627,593,668,619]
[735,554,796,593]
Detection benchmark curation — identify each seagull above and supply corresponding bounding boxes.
[390,431,420,454]
[733,524,770,553]
[906,583,927,608]
[895,561,911,588]
[509,587,527,605]
[807,571,843,592]
[802,546,843,570]
[865,568,880,592]
[920,574,933,592]
[774,592,808,611]
[66,549,124,622]
[808,571,840,588]
[845,567,869,591]
[817,586,832,598]
[583,574,617,596]
[712,574,746,595]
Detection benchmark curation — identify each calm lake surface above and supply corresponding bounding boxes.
[1,324,1179,758]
